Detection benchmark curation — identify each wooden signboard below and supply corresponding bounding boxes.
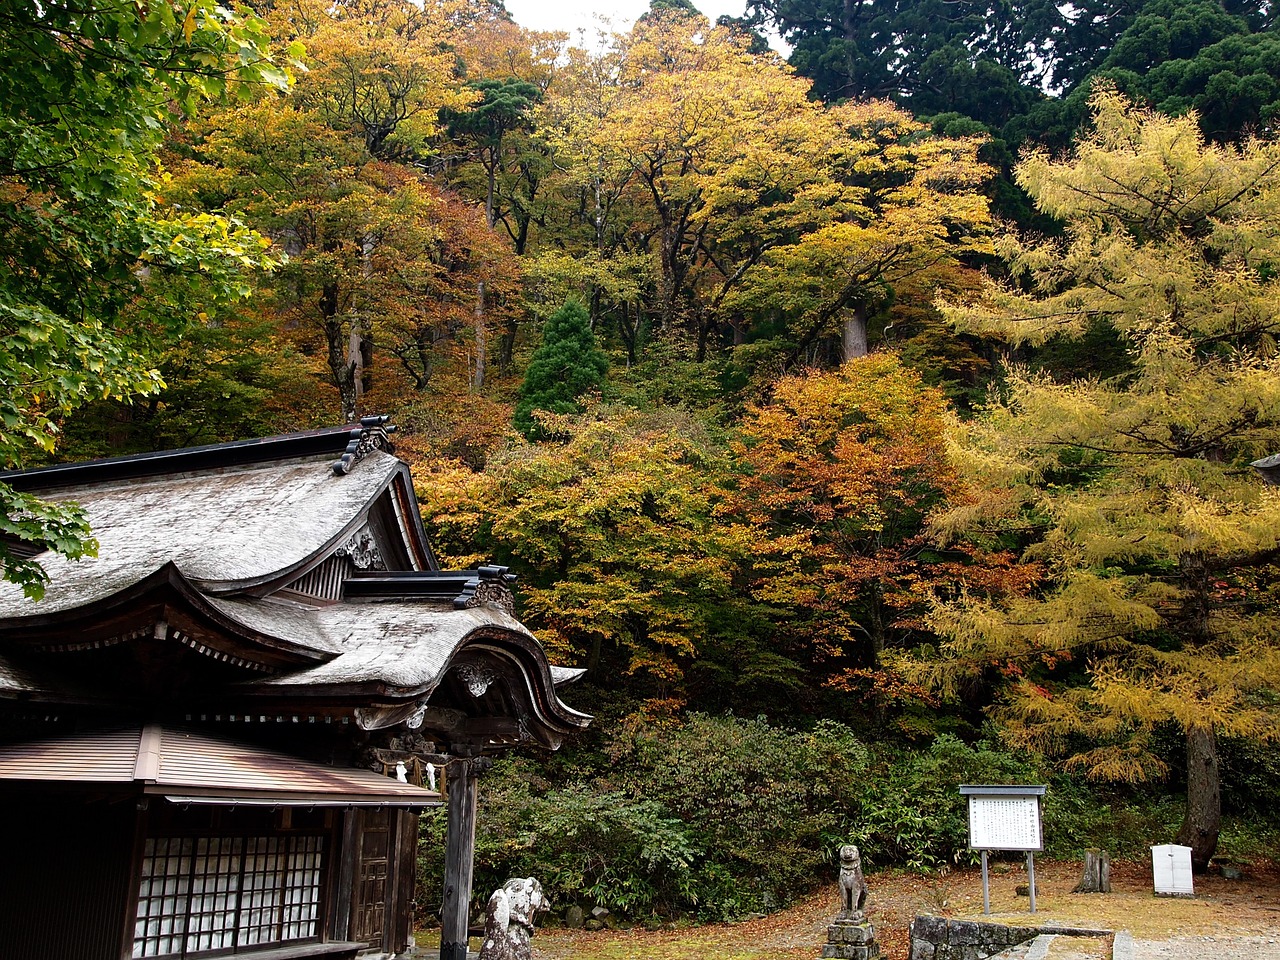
[965,790,1044,852]
[960,785,1047,914]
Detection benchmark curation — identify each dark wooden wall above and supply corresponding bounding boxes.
[0,796,137,960]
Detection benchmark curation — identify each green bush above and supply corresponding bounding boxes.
[418,715,872,922]
[609,714,872,914]
[417,718,1277,926]
[418,760,701,922]
[1220,736,1280,819]
[849,736,1039,870]
[1040,780,1183,860]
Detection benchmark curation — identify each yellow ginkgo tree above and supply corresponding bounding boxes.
[917,86,1280,871]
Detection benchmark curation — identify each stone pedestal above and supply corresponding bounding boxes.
[820,918,880,960]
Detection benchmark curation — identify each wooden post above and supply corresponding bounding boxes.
[441,758,481,960]
[1027,852,1037,913]
[331,808,359,942]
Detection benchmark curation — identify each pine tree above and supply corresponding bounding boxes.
[514,301,608,440]
[919,87,1280,871]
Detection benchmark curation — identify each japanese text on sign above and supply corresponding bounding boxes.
[968,796,1042,851]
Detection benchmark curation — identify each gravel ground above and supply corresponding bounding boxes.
[1132,935,1280,960]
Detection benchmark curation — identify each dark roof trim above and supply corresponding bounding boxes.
[959,784,1047,796]
[3,562,334,668]
[1,418,395,492]
[343,566,515,605]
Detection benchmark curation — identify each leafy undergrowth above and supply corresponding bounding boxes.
[417,857,1280,960]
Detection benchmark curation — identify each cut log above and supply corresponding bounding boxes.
[1073,848,1111,893]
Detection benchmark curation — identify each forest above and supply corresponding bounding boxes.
[2,0,1279,925]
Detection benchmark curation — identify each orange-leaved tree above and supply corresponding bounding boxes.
[167,100,517,420]
[733,354,1036,715]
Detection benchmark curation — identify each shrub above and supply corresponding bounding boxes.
[850,735,1038,870]
[609,714,872,913]
[418,715,873,923]
[1040,780,1183,860]
[417,719,1270,927]
[417,758,700,921]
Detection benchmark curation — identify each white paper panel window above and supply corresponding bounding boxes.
[133,833,325,958]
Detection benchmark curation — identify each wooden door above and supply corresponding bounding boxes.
[351,809,391,951]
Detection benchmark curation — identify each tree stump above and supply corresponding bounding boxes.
[1073,849,1111,893]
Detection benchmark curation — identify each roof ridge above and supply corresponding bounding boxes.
[2,417,396,492]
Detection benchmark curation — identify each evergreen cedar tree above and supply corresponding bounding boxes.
[749,0,1280,222]
[918,87,1280,872]
[0,0,296,598]
[514,301,609,439]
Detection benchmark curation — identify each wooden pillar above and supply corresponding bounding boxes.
[392,809,421,954]
[441,758,481,960]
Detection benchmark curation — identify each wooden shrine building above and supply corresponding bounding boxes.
[0,419,590,960]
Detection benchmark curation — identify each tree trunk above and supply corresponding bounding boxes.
[475,158,496,392]
[322,280,358,423]
[473,280,487,391]
[348,322,368,417]
[842,306,868,361]
[1073,849,1111,893]
[499,316,518,371]
[1177,725,1220,872]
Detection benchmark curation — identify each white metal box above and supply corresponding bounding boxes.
[1151,844,1194,896]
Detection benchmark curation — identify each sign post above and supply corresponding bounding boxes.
[960,784,1046,915]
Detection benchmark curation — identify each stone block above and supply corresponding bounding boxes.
[821,944,880,960]
[910,938,937,960]
[950,922,981,947]
[563,906,584,929]
[911,916,948,943]
[828,921,876,944]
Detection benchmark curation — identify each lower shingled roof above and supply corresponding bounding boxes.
[0,724,442,806]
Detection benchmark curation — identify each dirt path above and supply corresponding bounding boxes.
[530,858,1280,960]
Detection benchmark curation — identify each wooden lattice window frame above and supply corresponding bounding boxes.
[132,832,326,958]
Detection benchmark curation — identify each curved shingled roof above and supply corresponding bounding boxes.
[0,449,409,616]
[0,424,590,751]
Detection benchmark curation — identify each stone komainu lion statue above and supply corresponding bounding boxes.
[479,877,547,960]
[838,844,868,919]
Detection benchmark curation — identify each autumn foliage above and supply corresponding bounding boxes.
[8,0,1280,902]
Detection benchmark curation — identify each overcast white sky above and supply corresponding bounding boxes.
[502,0,755,41]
